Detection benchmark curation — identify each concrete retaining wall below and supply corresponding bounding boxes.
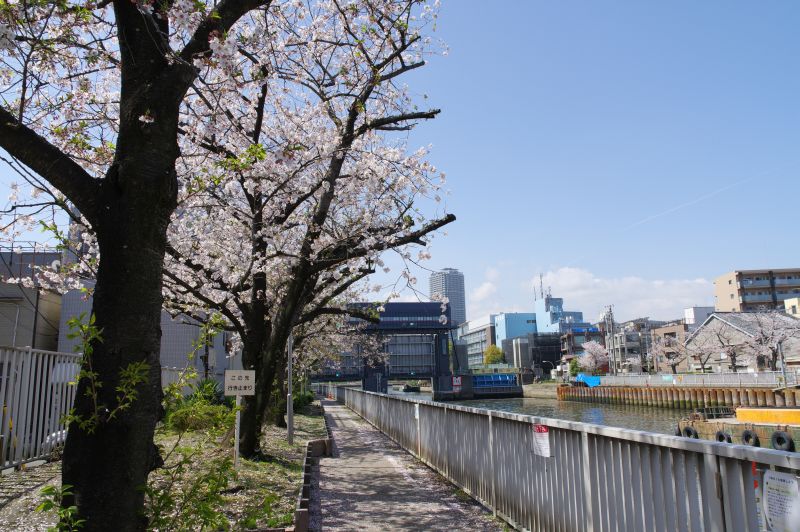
[557,385,800,409]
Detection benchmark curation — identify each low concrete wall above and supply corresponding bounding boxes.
[319,384,800,532]
[522,384,558,399]
[558,384,800,409]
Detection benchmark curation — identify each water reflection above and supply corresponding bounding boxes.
[389,389,686,435]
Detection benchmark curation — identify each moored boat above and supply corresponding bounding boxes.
[678,407,800,451]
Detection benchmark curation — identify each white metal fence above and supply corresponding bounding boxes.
[600,370,800,388]
[0,347,80,469]
[1,347,202,470]
[320,385,800,531]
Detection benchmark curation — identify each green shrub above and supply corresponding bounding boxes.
[190,378,224,405]
[293,390,314,411]
[166,401,233,433]
[145,453,235,531]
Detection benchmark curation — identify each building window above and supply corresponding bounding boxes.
[730,294,734,299]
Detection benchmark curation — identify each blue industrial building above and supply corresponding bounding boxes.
[534,295,591,334]
[493,312,537,347]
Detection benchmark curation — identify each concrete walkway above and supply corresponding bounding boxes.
[314,400,501,531]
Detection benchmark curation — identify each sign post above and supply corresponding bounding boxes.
[225,369,256,468]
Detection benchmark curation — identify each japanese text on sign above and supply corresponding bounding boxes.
[224,370,256,396]
[762,470,800,532]
[532,424,552,457]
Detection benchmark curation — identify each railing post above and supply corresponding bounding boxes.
[581,431,597,531]
[14,347,34,465]
[488,412,496,516]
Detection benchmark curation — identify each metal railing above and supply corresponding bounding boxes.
[320,384,800,532]
[0,347,80,469]
[1,346,203,469]
[600,371,800,388]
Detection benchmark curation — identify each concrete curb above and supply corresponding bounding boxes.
[291,400,333,532]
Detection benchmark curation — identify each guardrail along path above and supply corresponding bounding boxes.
[317,400,500,531]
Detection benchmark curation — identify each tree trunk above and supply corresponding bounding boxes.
[238,317,268,458]
[61,157,176,530]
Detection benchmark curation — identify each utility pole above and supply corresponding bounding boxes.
[779,341,788,387]
[287,334,294,445]
[604,306,616,376]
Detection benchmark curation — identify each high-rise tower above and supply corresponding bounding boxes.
[429,268,466,326]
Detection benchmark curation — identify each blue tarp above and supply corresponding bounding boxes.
[576,373,601,387]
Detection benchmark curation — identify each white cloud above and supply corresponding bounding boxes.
[535,267,713,322]
[471,281,497,302]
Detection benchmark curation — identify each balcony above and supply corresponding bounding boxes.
[742,294,773,303]
[739,279,770,288]
[775,278,800,286]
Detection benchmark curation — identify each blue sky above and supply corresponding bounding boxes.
[386,0,800,322]
[2,1,799,322]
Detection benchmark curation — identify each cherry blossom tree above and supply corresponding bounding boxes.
[578,340,608,375]
[744,312,800,371]
[712,327,754,373]
[0,1,294,527]
[161,0,450,455]
[650,335,690,374]
[686,333,718,374]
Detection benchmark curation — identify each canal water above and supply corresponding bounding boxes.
[390,390,687,435]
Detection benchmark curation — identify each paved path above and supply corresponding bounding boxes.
[315,401,501,531]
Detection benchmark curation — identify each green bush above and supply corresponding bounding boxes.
[190,378,225,405]
[292,390,314,411]
[166,401,233,433]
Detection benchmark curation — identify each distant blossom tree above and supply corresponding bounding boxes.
[744,312,800,371]
[712,328,754,373]
[650,336,690,374]
[579,340,608,375]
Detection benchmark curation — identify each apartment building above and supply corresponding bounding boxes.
[429,268,466,326]
[714,269,800,312]
[457,315,496,367]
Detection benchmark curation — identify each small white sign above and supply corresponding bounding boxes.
[532,424,552,457]
[763,470,800,532]
[224,370,256,396]
[452,376,462,386]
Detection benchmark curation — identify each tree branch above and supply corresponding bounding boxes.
[180,0,272,63]
[0,107,100,224]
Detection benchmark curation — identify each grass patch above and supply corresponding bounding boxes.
[453,487,473,503]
